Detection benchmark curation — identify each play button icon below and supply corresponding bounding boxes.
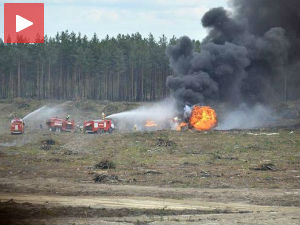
[4,3,44,43]
[16,15,33,32]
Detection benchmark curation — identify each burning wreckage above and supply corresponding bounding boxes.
[113,104,218,132]
[175,105,217,131]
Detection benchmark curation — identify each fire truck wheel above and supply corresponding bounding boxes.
[108,128,113,133]
[97,129,103,134]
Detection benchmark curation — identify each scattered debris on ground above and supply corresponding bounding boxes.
[183,161,199,166]
[143,170,163,175]
[63,150,78,155]
[156,138,176,147]
[252,163,277,171]
[94,159,116,169]
[40,139,56,151]
[93,174,119,183]
[40,144,51,151]
[199,170,212,177]
[47,158,66,163]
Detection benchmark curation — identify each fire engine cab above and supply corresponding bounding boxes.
[83,119,114,133]
[46,117,75,132]
[10,118,25,134]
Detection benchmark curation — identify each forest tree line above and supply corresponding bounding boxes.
[0,31,200,101]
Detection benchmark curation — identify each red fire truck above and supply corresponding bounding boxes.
[10,118,25,134]
[83,119,114,134]
[46,117,75,132]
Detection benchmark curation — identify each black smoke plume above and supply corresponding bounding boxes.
[166,0,300,106]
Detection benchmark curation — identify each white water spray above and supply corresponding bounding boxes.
[23,106,47,120]
[22,104,66,129]
[107,98,178,131]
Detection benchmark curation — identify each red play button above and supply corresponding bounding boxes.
[4,3,44,43]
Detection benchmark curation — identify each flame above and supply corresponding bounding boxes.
[189,106,217,131]
[145,120,157,127]
[176,122,188,131]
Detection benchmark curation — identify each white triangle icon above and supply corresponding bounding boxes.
[16,15,33,32]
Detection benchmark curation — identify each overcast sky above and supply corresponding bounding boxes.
[1,0,228,41]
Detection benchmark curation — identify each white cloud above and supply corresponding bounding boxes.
[83,9,120,23]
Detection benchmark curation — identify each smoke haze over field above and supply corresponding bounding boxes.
[216,104,273,130]
[166,0,300,107]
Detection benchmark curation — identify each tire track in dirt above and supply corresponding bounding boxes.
[0,192,298,214]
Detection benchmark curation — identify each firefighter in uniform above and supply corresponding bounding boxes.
[66,114,70,121]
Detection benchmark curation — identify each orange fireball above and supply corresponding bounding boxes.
[189,106,217,131]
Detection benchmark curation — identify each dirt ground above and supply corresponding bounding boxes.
[0,99,299,224]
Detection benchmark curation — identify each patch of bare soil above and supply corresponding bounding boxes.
[0,199,237,225]
[0,193,298,225]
